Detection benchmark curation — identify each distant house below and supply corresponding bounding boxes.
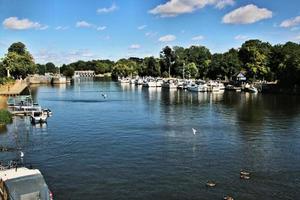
[236,72,246,82]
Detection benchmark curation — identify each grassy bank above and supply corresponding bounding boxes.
[0,109,12,125]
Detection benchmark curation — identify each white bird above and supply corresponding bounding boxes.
[101,93,107,99]
[20,151,24,158]
[192,128,197,135]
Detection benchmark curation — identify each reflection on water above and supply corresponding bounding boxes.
[1,81,300,200]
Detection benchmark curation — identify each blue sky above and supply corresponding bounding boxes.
[0,0,300,65]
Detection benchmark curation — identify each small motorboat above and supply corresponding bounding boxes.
[42,108,52,116]
[30,111,48,124]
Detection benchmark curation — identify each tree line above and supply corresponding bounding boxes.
[1,40,300,86]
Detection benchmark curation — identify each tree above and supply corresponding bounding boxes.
[160,46,176,77]
[239,40,271,80]
[1,42,36,78]
[185,45,211,78]
[184,62,198,78]
[223,48,241,80]
[45,62,57,73]
[8,42,26,55]
[270,42,300,86]
[143,57,160,77]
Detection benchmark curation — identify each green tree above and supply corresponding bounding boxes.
[143,57,160,77]
[1,42,36,78]
[45,62,57,73]
[184,62,198,78]
[185,45,211,78]
[160,46,176,77]
[239,40,271,80]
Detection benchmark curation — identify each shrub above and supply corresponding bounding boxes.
[0,109,13,125]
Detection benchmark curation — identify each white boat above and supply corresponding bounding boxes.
[0,166,53,200]
[144,80,156,87]
[118,78,130,83]
[42,108,52,116]
[156,79,163,87]
[30,111,48,124]
[248,86,258,93]
[162,80,177,89]
[218,83,225,90]
[51,76,67,84]
[212,86,220,93]
[188,83,207,92]
[135,79,143,85]
[130,79,136,84]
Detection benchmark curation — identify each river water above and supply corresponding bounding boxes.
[1,79,300,200]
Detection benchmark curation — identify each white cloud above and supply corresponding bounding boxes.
[76,21,93,28]
[280,16,300,28]
[138,25,147,30]
[145,31,158,38]
[222,4,272,24]
[192,35,204,41]
[97,26,107,31]
[234,35,249,40]
[55,26,69,30]
[2,17,47,30]
[149,0,235,17]
[34,49,98,65]
[97,4,118,14]
[129,44,141,49]
[215,0,235,9]
[158,34,176,42]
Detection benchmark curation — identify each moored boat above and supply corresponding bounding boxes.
[30,111,48,124]
[0,166,53,200]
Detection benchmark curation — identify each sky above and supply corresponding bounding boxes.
[0,0,300,65]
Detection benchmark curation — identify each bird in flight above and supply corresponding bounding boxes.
[192,128,197,135]
[101,93,107,99]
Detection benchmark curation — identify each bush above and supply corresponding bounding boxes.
[0,109,13,125]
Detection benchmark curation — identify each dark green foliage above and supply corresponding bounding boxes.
[0,109,12,125]
[1,42,36,78]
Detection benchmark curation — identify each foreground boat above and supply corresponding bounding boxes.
[30,111,48,124]
[0,166,53,200]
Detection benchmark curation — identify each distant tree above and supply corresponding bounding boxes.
[36,64,46,75]
[45,62,57,73]
[223,48,241,80]
[185,62,198,78]
[1,42,36,78]
[239,39,272,80]
[160,46,176,77]
[143,57,160,77]
[8,42,26,55]
[185,45,211,78]
[270,42,300,85]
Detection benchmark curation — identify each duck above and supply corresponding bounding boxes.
[240,170,250,176]
[240,174,250,180]
[223,195,234,200]
[206,180,216,187]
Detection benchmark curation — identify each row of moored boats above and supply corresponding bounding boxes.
[118,77,258,93]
